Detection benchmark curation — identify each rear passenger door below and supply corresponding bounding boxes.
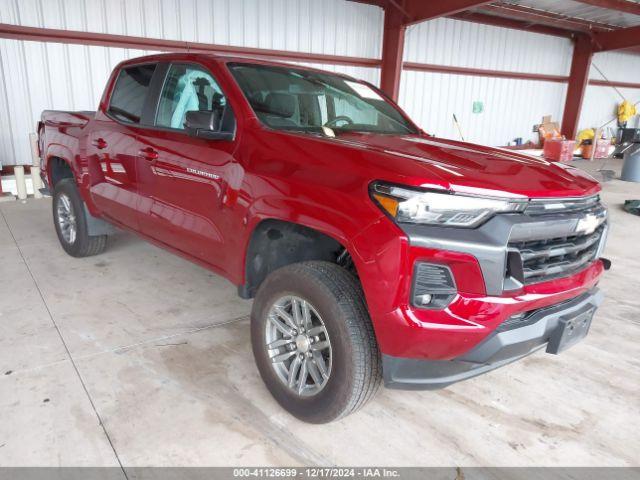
[135,62,238,269]
[87,63,157,230]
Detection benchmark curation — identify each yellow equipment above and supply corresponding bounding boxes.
[576,128,595,144]
[618,100,637,124]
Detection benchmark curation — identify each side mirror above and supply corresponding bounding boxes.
[184,110,233,141]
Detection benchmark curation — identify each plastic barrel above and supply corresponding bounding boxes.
[621,144,640,183]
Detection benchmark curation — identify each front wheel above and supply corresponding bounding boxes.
[53,178,107,257]
[251,261,381,423]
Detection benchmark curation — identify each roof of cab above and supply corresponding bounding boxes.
[115,52,360,81]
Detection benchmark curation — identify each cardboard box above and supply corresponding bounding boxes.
[543,138,576,163]
[538,115,562,145]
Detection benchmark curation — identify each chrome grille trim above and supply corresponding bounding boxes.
[509,225,605,284]
[525,194,600,215]
[519,228,603,262]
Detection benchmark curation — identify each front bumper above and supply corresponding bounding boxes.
[383,287,603,390]
[353,195,608,375]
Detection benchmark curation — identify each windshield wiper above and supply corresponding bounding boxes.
[276,126,337,138]
[331,126,407,135]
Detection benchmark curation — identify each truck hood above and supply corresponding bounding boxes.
[332,133,600,198]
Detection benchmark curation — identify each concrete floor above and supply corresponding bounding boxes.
[0,158,638,468]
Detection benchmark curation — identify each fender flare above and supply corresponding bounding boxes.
[244,196,362,260]
[45,146,113,235]
[239,196,368,294]
[44,144,78,184]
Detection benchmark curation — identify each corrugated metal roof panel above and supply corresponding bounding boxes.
[502,0,640,28]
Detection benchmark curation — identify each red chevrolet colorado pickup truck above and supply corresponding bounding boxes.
[39,53,609,423]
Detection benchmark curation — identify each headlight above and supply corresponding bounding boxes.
[371,182,527,228]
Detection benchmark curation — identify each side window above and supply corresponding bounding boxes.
[156,64,227,130]
[108,64,156,124]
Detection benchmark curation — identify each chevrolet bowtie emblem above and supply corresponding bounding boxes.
[576,214,601,235]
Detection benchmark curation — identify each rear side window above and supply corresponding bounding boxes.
[108,64,156,124]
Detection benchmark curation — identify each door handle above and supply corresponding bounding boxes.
[92,138,107,149]
[139,147,159,161]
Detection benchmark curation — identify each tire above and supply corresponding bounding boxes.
[251,261,382,423]
[52,178,107,257]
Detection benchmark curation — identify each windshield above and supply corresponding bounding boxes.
[228,63,418,135]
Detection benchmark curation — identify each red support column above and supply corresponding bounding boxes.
[561,35,594,140]
[379,7,406,101]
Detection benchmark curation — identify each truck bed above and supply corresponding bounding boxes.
[41,110,95,128]
[38,110,96,184]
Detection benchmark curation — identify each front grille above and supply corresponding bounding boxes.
[509,225,605,284]
[526,195,600,215]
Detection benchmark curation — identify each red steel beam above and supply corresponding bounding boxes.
[403,62,568,83]
[404,61,640,88]
[592,25,640,51]
[450,11,576,37]
[573,0,640,16]
[351,0,496,25]
[3,21,639,105]
[590,79,640,89]
[364,0,495,101]
[348,0,386,7]
[352,0,616,35]
[380,7,406,100]
[0,23,380,68]
[561,35,594,139]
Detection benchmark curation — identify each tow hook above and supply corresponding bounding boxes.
[600,258,612,270]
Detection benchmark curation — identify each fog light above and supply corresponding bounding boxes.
[412,262,457,310]
[417,293,433,306]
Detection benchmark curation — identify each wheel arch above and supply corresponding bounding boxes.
[48,157,113,236]
[240,216,360,299]
[45,147,77,187]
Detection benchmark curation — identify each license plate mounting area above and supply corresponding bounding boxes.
[546,306,596,354]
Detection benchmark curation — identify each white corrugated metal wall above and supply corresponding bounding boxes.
[398,18,572,146]
[580,50,640,133]
[398,17,640,146]
[0,0,383,166]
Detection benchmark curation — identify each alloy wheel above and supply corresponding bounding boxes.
[265,295,332,397]
[56,193,77,244]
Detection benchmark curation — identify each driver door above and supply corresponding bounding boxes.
[135,62,238,270]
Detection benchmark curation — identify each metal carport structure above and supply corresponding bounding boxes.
[355,0,640,139]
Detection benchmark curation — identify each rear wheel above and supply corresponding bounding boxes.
[251,261,381,423]
[53,178,107,257]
